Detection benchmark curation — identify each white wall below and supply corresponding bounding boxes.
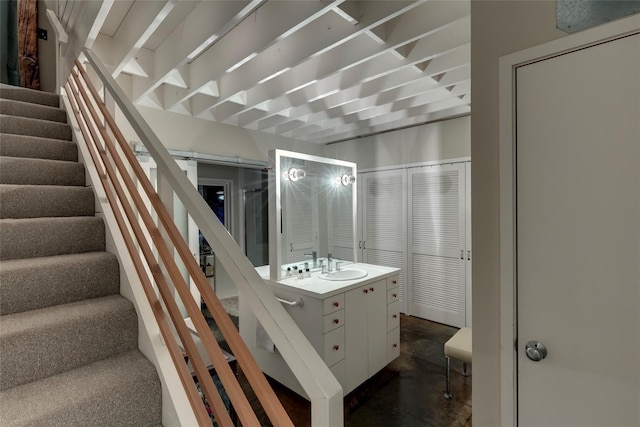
[37,0,56,93]
[471,2,568,425]
[325,115,470,169]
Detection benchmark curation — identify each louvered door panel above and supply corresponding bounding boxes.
[409,164,465,327]
[283,176,318,263]
[360,170,407,313]
[329,189,355,262]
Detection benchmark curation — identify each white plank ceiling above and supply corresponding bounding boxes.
[93,0,470,144]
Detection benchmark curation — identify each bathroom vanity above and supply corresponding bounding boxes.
[240,263,400,398]
[238,149,401,398]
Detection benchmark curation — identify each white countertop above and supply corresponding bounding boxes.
[256,263,400,299]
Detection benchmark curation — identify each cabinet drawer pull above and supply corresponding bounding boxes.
[363,289,369,294]
[392,280,397,285]
[392,293,397,298]
[333,318,340,324]
[333,345,340,351]
[392,314,398,319]
[333,301,340,307]
[392,343,398,348]
[369,287,375,292]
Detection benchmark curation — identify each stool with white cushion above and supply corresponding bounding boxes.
[443,327,472,400]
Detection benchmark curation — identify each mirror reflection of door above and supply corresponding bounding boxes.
[282,175,318,265]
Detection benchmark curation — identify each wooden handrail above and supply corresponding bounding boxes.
[73,59,295,426]
[68,69,243,426]
[68,58,296,426]
[64,81,213,426]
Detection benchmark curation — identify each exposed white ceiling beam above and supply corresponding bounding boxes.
[193,0,428,117]
[110,0,176,77]
[163,0,345,111]
[288,82,469,139]
[215,1,469,123]
[132,0,265,103]
[254,65,469,133]
[95,0,472,144]
[243,44,469,130]
[299,96,469,142]
[311,105,471,144]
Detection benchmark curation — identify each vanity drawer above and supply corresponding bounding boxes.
[387,287,399,304]
[323,294,345,315]
[387,299,400,331]
[387,275,399,290]
[387,328,400,362]
[323,309,345,333]
[323,326,345,366]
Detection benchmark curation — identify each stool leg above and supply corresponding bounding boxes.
[444,356,452,400]
[463,362,469,377]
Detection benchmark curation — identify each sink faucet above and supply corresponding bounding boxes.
[327,253,333,271]
[304,251,318,268]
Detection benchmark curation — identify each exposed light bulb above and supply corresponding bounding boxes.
[287,168,306,182]
[341,174,356,186]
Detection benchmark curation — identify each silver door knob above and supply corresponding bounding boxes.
[525,341,548,361]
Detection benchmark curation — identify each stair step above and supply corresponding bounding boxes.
[0,133,78,161]
[0,99,67,123]
[0,114,71,140]
[0,252,120,315]
[0,83,60,108]
[0,350,162,426]
[0,216,105,260]
[0,295,138,391]
[0,184,95,219]
[0,156,85,186]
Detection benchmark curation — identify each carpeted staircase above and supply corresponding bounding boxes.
[0,84,163,426]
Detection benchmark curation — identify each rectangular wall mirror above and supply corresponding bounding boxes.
[268,149,357,280]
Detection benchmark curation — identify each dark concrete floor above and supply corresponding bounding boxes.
[240,315,472,426]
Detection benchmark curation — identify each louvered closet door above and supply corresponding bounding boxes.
[409,164,466,327]
[282,175,318,264]
[328,187,355,262]
[360,170,407,313]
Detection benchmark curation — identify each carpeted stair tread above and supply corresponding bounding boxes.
[0,294,138,391]
[0,252,120,315]
[0,184,95,218]
[0,350,162,426]
[0,216,105,260]
[0,114,72,140]
[0,83,60,107]
[0,98,67,123]
[0,133,78,161]
[0,156,85,186]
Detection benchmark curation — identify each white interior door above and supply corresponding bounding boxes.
[408,164,466,327]
[359,169,407,313]
[516,32,639,425]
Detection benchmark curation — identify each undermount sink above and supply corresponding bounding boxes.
[318,268,368,281]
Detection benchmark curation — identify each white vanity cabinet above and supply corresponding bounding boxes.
[344,279,386,392]
[244,264,401,399]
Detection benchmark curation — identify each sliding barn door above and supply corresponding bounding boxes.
[409,164,466,327]
[359,169,407,313]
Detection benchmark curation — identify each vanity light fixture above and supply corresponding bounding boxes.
[341,173,356,186]
[284,167,306,182]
